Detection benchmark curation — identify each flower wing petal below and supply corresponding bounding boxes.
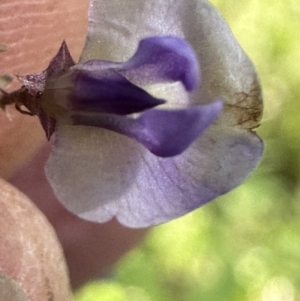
[72,101,223,157]
[118,36,200,91]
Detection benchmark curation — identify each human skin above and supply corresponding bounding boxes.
[0,178,71,301]
[0,0,147,290]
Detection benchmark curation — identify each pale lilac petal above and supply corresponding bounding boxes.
[45,124,263,228]
[72,101,223,157]
[80,0,263,130]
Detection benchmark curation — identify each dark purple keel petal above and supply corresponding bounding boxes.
[68,36,199,117]
[119,36,200,91]
[72,101,223,157]
[70,69,165,115]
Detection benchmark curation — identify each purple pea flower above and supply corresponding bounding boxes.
[43,0,263,228]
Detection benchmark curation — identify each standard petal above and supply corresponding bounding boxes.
[72,101,223,157]
[45,123,263,228]
[80,0,262,128]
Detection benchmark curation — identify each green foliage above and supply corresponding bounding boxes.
[75,0,300,300]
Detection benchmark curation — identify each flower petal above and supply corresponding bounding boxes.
[70,69,165,115]
[70,35,200,116]
[45,123,263,228]
[86,36,199,91]
[120,36,199,91]
[72,101,223,157]
[45,0,264,227]
[80,0,263,129]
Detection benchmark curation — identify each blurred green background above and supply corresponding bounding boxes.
[75,0,300,300]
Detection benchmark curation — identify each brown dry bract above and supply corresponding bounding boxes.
[225,79,263,131]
